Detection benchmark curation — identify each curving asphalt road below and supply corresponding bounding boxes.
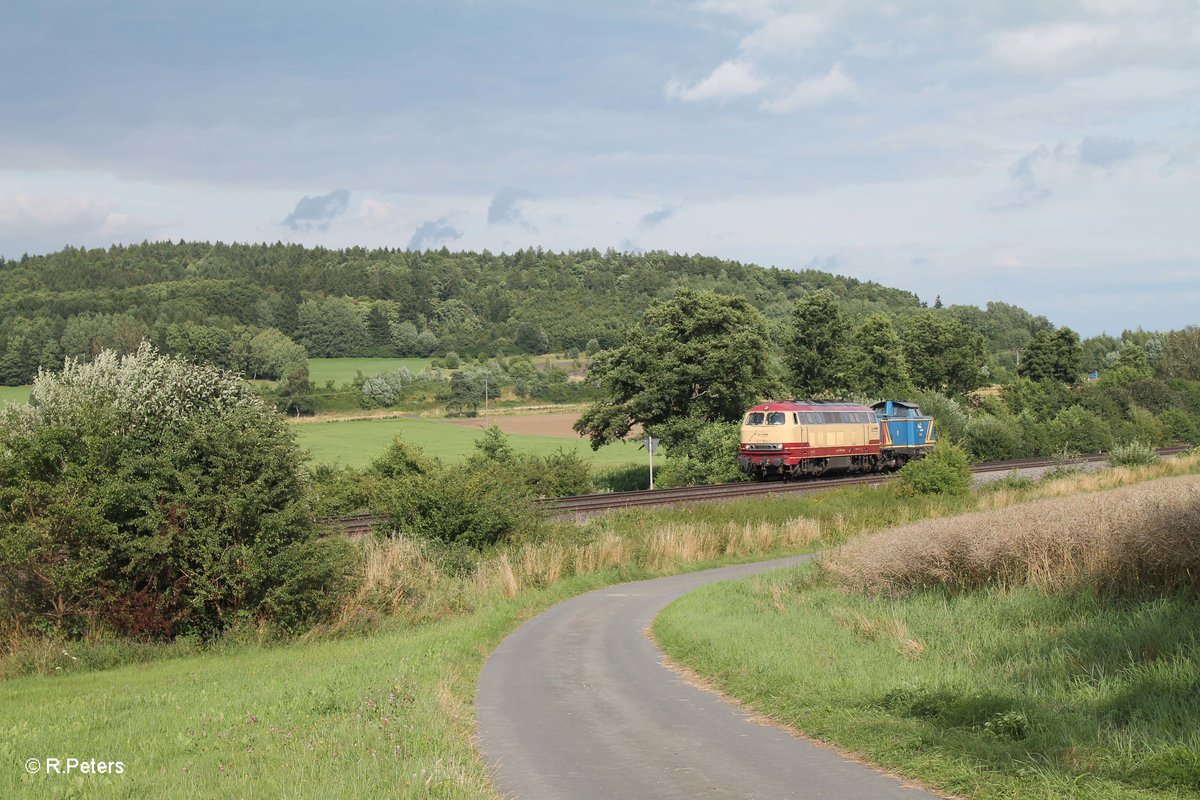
[475,556,941,799]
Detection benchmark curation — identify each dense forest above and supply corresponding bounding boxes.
[0,240,1072,386]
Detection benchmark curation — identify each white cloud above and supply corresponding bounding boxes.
[666,60,766,102]
[991,22,1122,69]
[760,62,856,113]
[0,192,113,226]
[693,0,782,24]
[739,13,826,55]
[357,198,397,227]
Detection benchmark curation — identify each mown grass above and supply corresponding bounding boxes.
[655,462,1200,800]
[0,385,30,405]
[294,415,644,469]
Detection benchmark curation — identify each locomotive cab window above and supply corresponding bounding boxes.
[766,412,786,425]
[746,412,765,425]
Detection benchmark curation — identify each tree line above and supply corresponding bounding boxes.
[0,241,1076,386]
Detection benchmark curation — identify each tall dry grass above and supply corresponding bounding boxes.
[326,515,825,632]
[821,474,1200,597]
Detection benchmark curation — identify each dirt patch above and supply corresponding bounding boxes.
[443,412,585,438]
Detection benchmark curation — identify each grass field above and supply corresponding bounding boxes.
[294,415,645,469]
[0,385,30,405]
[306,357,436,387]
[655,470,1200,800]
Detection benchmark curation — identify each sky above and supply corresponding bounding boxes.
[1,0,1198,336]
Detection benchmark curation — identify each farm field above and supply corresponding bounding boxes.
[294,414,645,469]
[306,357,435,386]
[0,385,29,405]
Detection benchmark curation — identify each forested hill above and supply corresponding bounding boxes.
[0,241,1047,385]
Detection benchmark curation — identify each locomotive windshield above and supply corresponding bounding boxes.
[745,412,765,425]
[766,412,786,425]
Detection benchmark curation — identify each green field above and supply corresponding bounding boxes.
[0,385,30,405]
[306,357,435,386]
[294,415,645,469]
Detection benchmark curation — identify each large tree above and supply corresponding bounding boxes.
[786,289,848,397]
[1019,326,1082,383]
[902,311,988,395]
[574,289,778,448]
[846,313,913,397]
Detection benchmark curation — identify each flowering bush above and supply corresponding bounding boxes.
[0,344,356,639]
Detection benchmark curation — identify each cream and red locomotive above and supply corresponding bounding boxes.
[738,399,935,478]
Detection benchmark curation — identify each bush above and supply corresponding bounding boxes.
[0,345,357,639]
[593,463,650,492]
[962,413,1025,462]
[655,420,746,488]
[373,469,542,548]
[909,390,969,444]
[1159,407,1200,445]
[895,442,972,496]
[359,368,414,407]
[1107,440,1158,468]
[1047,405,1113,454]
[470,425,591,498]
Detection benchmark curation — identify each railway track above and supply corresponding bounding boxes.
[322,446,1191,535]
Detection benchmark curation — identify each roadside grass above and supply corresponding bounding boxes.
[4,455,1197,799]
[654,467,1200,800]
[294,415,644,469]
[1,572,615,800]
[0,385,30,405]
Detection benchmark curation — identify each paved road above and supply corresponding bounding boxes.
[475,556,941,799]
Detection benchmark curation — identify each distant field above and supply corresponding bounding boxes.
[294,415,645,469]
[0,385,30,405]
[307,357,435,386]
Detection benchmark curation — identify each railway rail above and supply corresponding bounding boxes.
[322,446,1191,535]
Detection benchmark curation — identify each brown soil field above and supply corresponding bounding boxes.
[444,412,584,438]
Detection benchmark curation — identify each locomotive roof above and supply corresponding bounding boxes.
[748,400,873,413]
[869,400,921,410]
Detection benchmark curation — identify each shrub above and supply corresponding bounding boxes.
[895,442,972,496]
[373,469,542,548]
[655,420,746,488]
[1159,407,1200,445]
[592,464,650,492]
[359,368,414,407]
[909,390,969,444]
[0,345,356,639]
[1108,440,1158,467]
[962,413,1025,462]
[1047,405,1113,454]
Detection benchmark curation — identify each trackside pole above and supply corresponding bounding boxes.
[646,436,660,490]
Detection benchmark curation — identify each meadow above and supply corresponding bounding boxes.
[294,414,644,469]
[655,467,1200,800]
[306,357,435,387]
[0,385,30,405]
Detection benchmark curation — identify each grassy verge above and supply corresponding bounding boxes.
[294,414,644,469]
[654,461,1200,800]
